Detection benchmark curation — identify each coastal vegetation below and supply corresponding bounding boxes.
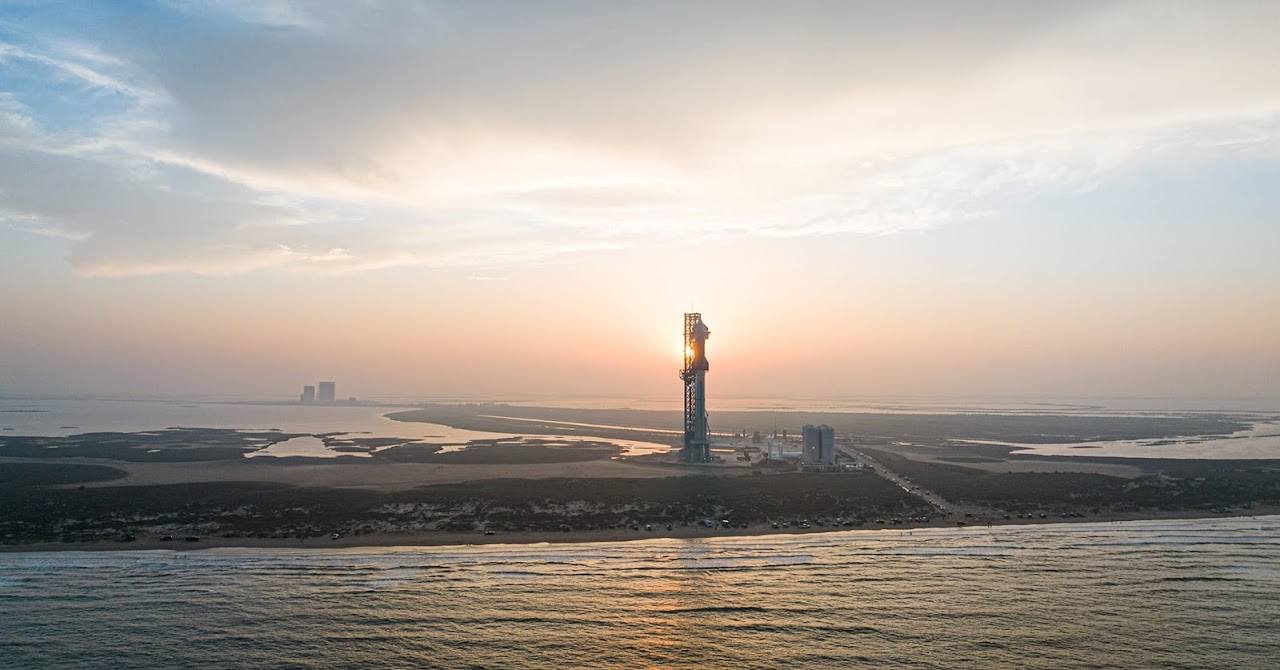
[378,439,621,464]
[0,428,305,462]
[863,448,1280,514]
[0,472,930,545]
[0,462,127,487]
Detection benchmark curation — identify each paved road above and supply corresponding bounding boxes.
[839,446,984,520]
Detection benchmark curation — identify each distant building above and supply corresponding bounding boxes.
[818,425,835,464]
[317,381,336,404]
[802,424,836,465]
[767,440,802,460]
[299,385,316,404]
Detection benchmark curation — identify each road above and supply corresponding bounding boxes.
[839,445,984,520]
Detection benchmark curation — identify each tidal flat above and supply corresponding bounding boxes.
[1,404,1278,550]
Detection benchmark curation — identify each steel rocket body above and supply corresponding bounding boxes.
[690,319,710,371]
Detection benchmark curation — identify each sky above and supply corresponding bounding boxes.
[1,1,1278,404]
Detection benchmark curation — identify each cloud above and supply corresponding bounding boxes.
[2,1,1279,276]
[160,0,320,30]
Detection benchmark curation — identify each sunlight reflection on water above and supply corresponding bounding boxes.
[1,516,1277,668]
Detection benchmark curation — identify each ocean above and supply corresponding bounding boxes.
[2,516,1277,669]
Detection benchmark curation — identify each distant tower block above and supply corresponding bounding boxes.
[680,313,712,463]
[300,385,316,405]
[317,381,336,404]
[802,424,836,465]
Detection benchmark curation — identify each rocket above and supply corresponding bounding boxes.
[690,318,710,371]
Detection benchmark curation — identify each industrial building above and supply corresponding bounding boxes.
[299,385,316,404]
[317,381,336,404]
[802,424,836,465]
[767,441,803,460]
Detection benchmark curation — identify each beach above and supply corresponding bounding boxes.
[6,507,1275,554]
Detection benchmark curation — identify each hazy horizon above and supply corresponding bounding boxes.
[3,392,1277,416]
[2,1,1278,402]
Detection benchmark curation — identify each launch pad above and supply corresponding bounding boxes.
[680,313,712,463]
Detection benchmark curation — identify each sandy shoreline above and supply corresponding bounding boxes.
[4,508,1274,554]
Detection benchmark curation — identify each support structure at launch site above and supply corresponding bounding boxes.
[677,312,845,469]
[680,313,712,463]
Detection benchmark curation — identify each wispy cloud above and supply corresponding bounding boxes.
[2,1,1279,276]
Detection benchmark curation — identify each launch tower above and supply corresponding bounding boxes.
[680,313,712,463]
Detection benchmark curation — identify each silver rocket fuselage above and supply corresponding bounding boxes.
[693,369,708,448]
[691,320,709,372]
